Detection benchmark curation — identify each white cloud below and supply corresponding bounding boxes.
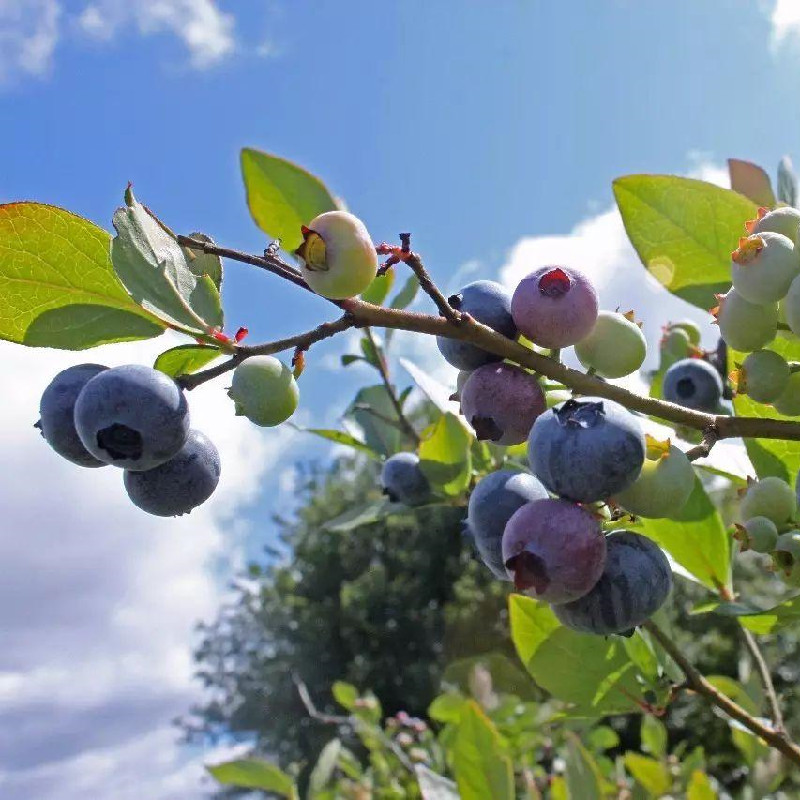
[0,0,61,82]
[77,1,236,69]
[0,334,296,798]
[0,0,237,83]
[770,0,800,47]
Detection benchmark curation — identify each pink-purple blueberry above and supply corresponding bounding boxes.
[511,266,598,349]
[460,363,545,445]
[501,498,606,604]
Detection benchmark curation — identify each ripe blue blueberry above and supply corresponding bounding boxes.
[662,358,722,412]
[553,531,672,636]
[380,452,431,506]
[436,280,517,370]
[527,397,645,503]
[37,364,109,467]
[466,470,549,579]
[510,266,598,349]
[501,498,606,604]
[74,364,190,471]
[124,430,221,516]
[460,363,546,445]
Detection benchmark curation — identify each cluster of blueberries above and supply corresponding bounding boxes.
[381,266,685,636]
[37,364,221,517]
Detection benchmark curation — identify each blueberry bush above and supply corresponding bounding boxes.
[8,150,800,796]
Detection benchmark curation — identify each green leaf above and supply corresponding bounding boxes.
[361,270,394,305]
[639,477,731,592]
[623,632,660,685]
[704,675,760,716]
[323,500,392,533]
[298,427,380,460]
[415,765,460,800]
[332,681,358,711]
[550,776,568,800]
[154,344,220,377]
[509,595,644,716]
[385,274,420,345]
[111,190,223,334]
[442,653,536,699]
[730,723,769,767]
[623,752,671,796]
[360,334,382,368]
[309,738,342,796]
[613,175,757,311]
[428,693,466,724]
[419,412,473,495]
[732,336,800,480]
[180,232,222,288]
[450,701,514,800]
[0,202,165,349]
[778,156,797,208]
[241,148,340,251]
[587,726,620,751]
[641,715,668,758]
[341,354,365,367]
[400,357,463,415]
[736,594,800,635]
[391,274,420,309]
[345,385,404,456]
[564,732,604,800]
[208,759,297,798]
[728,158,776,207]
[687,769,717,800]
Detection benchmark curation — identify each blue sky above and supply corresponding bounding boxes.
[2,1,800,797]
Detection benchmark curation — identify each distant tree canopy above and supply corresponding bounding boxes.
[186,458,800,790]
[184,456,509,768]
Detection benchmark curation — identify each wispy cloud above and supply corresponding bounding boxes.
[77,1,236,70]
[0,0,238,84]
[0,0,61,82]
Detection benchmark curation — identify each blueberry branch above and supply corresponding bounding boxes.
[176,237,800,445]
[644,620,800,766]
[379,233,462,324]
[684,425,720,462]
[740,625,786,734]
[363,326,421,445]
[291,673,415,774]
[176,314,356,390]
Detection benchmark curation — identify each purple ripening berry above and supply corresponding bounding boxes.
[501,498,606,605]
[460,362,546,445]
[511,266,598,349]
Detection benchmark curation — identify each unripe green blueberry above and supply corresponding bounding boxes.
[731,233,798,304]
[780,273,800,338]
[773,530,800,587]
[747,206,800,245]
[294,211,378,299]
[669,320,702,346]
[659,327,691,371]
[228,356,299,426]
[740,476,796,526]
[733,516,778,553]
[613,436,695,519]
[735,350,790,404]
[713,289,777,352]
[773,371,800,417]
[574,310,647,379]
